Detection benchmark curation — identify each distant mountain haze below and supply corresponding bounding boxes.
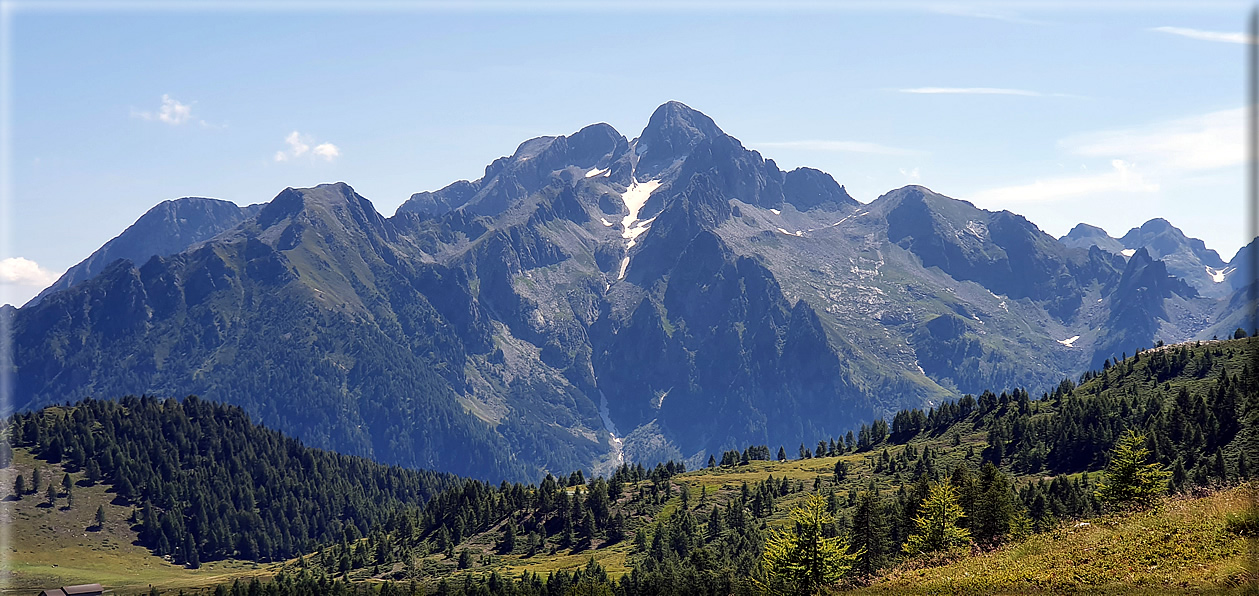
[27,197,264,307]
[10,102,1254,481]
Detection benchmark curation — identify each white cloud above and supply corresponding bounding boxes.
[0,257,57,286]
[1151,26,1255,45]
[756,140,922,156]
[275,131,340,163]
[312,142,341,160]
[1061,107,1243,172]
[132,94,200,126]
[900,167,921,181]
[0,257,60,306]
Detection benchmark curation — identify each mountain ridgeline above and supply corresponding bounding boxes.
[8,101,1254,482]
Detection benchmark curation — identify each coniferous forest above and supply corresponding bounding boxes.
[6,337,1258,595]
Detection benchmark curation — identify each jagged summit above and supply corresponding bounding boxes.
[12,101,1253,482]
[1120,218,1226,268]
[632,101,724,179]
[256,182,392,239]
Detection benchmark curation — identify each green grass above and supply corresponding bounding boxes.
[4,449,278,595]
[851,486,1255,595]
[8,339,1254,593]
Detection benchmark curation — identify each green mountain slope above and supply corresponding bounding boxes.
[9,338,1254,594]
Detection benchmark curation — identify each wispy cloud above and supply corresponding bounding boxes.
[968,107,1242,204]
[927,6,1050,26]
[131,94,212,126]
[970,159,1158,204]
[756,140,923,156]
[899,87,1079,97]
[1062,107,1243,172]
[1151,26,1255,45]
[275,131,341,163]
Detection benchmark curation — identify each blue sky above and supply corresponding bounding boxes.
[0,1,1252,305]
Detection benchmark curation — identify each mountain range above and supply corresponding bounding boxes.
[7,101,1254,482]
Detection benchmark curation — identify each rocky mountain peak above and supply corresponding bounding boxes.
[1120,218,1225,268]
[27,196,260,306]
[633,101,724,179]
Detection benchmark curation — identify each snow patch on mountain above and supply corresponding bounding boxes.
[616,179,662,279]
[1206,266,1231,283]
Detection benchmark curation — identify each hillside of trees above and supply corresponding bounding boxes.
[4,395,461,566]
[7,337,1256,594]
[279,337,1257,594]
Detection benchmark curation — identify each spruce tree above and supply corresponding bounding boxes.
[1095,431,1170,508]
[96,504,106,528]
[849,488,888,576]
[499,520,517,554]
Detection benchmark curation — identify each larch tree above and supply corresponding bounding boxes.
[757,493,860,595]
[903,482,971,556]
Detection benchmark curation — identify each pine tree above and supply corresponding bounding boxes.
[1095,431,1170,509]
[85,459,102,485]
[778,446,788,462]
[972,464,1015,546]
[757,494,859,595]
[499,520,517,554]
[46,482,57,507]
[607,511,625,543]
[834,460,849,483]
[849,488,887,576]
[580,510,596,541]
[32,467,41,494]
[186,533,201,569]
[96,504,106,528]
[903,483,971,556]
[14,475,24,498]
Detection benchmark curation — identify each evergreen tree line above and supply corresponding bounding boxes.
[11,339,1256,595]
[5,395,461,566]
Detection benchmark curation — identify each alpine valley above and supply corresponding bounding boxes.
[7,102,1255,482]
